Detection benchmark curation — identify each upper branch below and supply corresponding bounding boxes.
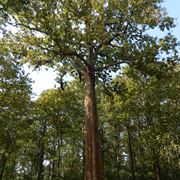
[95,21,130,56]
[95,60,124,72]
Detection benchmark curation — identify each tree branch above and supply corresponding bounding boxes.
[95,60,124,72]
[8,21,49,35]
[95,21,130,56]
[8,21,92,70]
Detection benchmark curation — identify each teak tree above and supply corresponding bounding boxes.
[0,0,178,179]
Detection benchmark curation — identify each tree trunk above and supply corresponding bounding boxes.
[83,139,85,179]
[37,144,45,180]
[0,153,7,180]
[51,142,56,179]
[84,68,102,180]
[57,137,61,179]
[151,145,161,180]
[100,127,104,179]
[37,120,47,180]
[126,124,136,180]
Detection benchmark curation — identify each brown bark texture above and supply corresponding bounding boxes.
[84,68,102,180]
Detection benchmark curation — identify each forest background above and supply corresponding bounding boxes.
[0,0,180,179]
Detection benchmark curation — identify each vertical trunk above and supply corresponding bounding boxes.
[0,154,7,180]
[47,161,51,180]
[146,114,161,180]
[151,146,161,180]
[57,138,61,179]
[37,121,47,180]
[100,127,104,179]
[51,143,56,179]
[137,117,146,180]
[115,141,121,180]
[84,69,102,180]
[37,145,45,180]
[126,124,136,180]
[83,139,85,179]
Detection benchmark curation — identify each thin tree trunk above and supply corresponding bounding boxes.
[0,154,7,180]
[57,135,63,178]
[83,139,85,179]
[126,124,136,180]
[137,117,146,180]
[146,114,161,180]
[51,143,56,179]
[100,127,104,179]
[84,68,102,180]
[37,145,45,180]
[151,145,161,180]
[37,120,47,180]
[47,161,51,180]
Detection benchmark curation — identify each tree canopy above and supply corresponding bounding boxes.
[0,0,179,179]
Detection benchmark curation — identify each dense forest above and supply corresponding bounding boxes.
[0,0,180,180]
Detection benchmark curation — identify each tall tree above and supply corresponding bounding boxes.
[0,53,31,179]
[18,82,84,179]
[103,64,180,179]
[0,1,178,179]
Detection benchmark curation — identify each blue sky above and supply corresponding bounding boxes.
[27,0,180,98]
[163,0,180,38]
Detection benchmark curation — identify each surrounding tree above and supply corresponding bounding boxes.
[0,53,32,179]
[99,64,180,179]
[17,82,84,179]
[0,0,179,179]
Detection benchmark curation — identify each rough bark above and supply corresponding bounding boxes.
[83,139,85,179]
[84,68,102,180]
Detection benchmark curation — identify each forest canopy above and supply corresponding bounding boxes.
[0,0,180,179]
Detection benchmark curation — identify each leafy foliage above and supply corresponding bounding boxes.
[0,0,180,179]
[0,53,31,179]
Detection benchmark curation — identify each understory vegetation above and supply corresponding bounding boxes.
[0,57,180,179]
[0,0,180,179]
